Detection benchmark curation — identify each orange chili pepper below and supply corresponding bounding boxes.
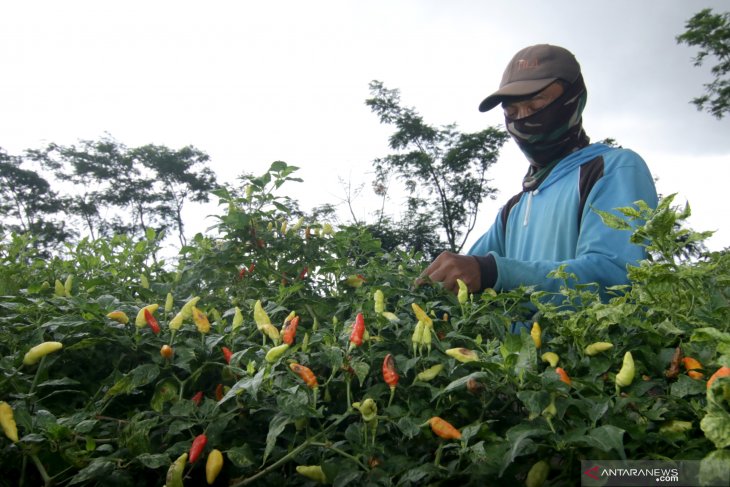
[555,367,572,386]
[682,357,704,380]
[290,363,318,389]
[428,417,461,440]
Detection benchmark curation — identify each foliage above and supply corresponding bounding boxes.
[0,135,219,252]
[1,163,729,486]
[366,81,509,254]
[677,8,730,119]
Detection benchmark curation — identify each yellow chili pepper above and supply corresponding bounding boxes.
[0,402,19,443]
[445,347,479,363]
[530,322,542,348]
[205,449,224,485]
[615,351,636,388]
[135,303,159,327]
[23,341,63,365]
[541,352,559,367]
[584,342,614,356]
[192,306,211,334]
[106,310,129,325]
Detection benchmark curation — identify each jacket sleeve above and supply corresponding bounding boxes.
[489,150,658,296]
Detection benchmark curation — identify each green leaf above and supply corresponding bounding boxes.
[68,459,115,485]
[263,413,291,463]
[436,371,489,398]
[396,416,421,439]
[136,453,170,469]
[691,327,730,344]
[500,423,550,475]
[671,374,707,398]
[586,425,627,458]
[220,368,266,404]
[701,410,730,449]
[352,361,370,387]
[700,450,730,486]
[104,364,160,398]
[227,445,255,468]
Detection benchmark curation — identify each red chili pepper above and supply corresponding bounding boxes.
[298,266,309,280]
[144,308,161,334]
[189,433,208,463]
[191,391,204,406]
[215,383,224,401]
[349,313,365,347]
[290,363,318,389]
[382,354,399,389]
[429,417,461,440]
[282,315,300,345]
[555,367,572,386]
[222,346,233,364]
[248,263,255,274]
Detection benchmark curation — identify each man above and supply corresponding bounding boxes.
[420,44,658,300]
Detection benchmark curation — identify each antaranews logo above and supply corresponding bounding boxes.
[583,465,600,481]
[581,459,729,487]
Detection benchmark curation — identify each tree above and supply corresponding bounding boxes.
[0,148,73,251]
[677,8,730,119]
[365,81,508,253]
[32,136,219,245]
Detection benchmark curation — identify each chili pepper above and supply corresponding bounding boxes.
[64,274,74,296]
[169,311,184,331]
[659,420,693,435]
[411,303,433,328]
[281,314,300,345]
[445,347,479,363]
[665,346,682,379]
[292,216,304,232]
[165,293,174,314]
[232,306,244,331]
[254,300,271,327]
[180,296,201,319]
[302,332,310,353]
[215,383,224,401]
[160,344,174,359]
[542,395,557,419]
[54,279,66,297]
[382,311,398,322]
[530,322,542,349]
[382,354,399,389]
[615,351,636,388]
[584,341,614,356]
[191,391,204,406]
[260,323,280,342]
[428,416,461,440]
[456,278,468,305]
[140,274,150,289]
[682,357,704,380]
[166,452,187,487]
[555,367,572,386]
[374,289,385,314]
[296,465,327,484]
[23,341,63,365]
[353,398,378,422]
[248,263,255,274]
[349,312,365,350]
[290,363,318,389]
[416,363,444,382]
[0,401,19,443]
[526,460,550,487]
[192,306,211,333]
[305,226,311,239]
[106,310,129,324]
[412,321,425,356]
[189,433,208,463]
[206,448,224,485]
[280,220,288,235]
[298,266,308,280]
[221,347,233,364]
[322,223,333,235]
[541,352,559,367]
[344,274,366,288]
[144,308,161,334]
[707,366,730,390]
[135,303,159,327]
[265,343,289,363]
[467,377,484,395]
[421,323,432,354]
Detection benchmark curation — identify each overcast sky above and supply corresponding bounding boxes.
[2,1,728,253]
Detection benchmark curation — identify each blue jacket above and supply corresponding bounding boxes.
[467,143,658,296]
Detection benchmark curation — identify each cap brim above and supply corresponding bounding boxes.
[478,78,558,112]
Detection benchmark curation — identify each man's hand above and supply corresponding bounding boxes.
[417,251,481,294]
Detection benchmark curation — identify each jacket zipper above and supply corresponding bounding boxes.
[523,189,539,226]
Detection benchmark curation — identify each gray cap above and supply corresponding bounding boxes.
[478,44,581,112]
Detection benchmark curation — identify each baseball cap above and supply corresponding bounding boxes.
[478,44,581,112]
